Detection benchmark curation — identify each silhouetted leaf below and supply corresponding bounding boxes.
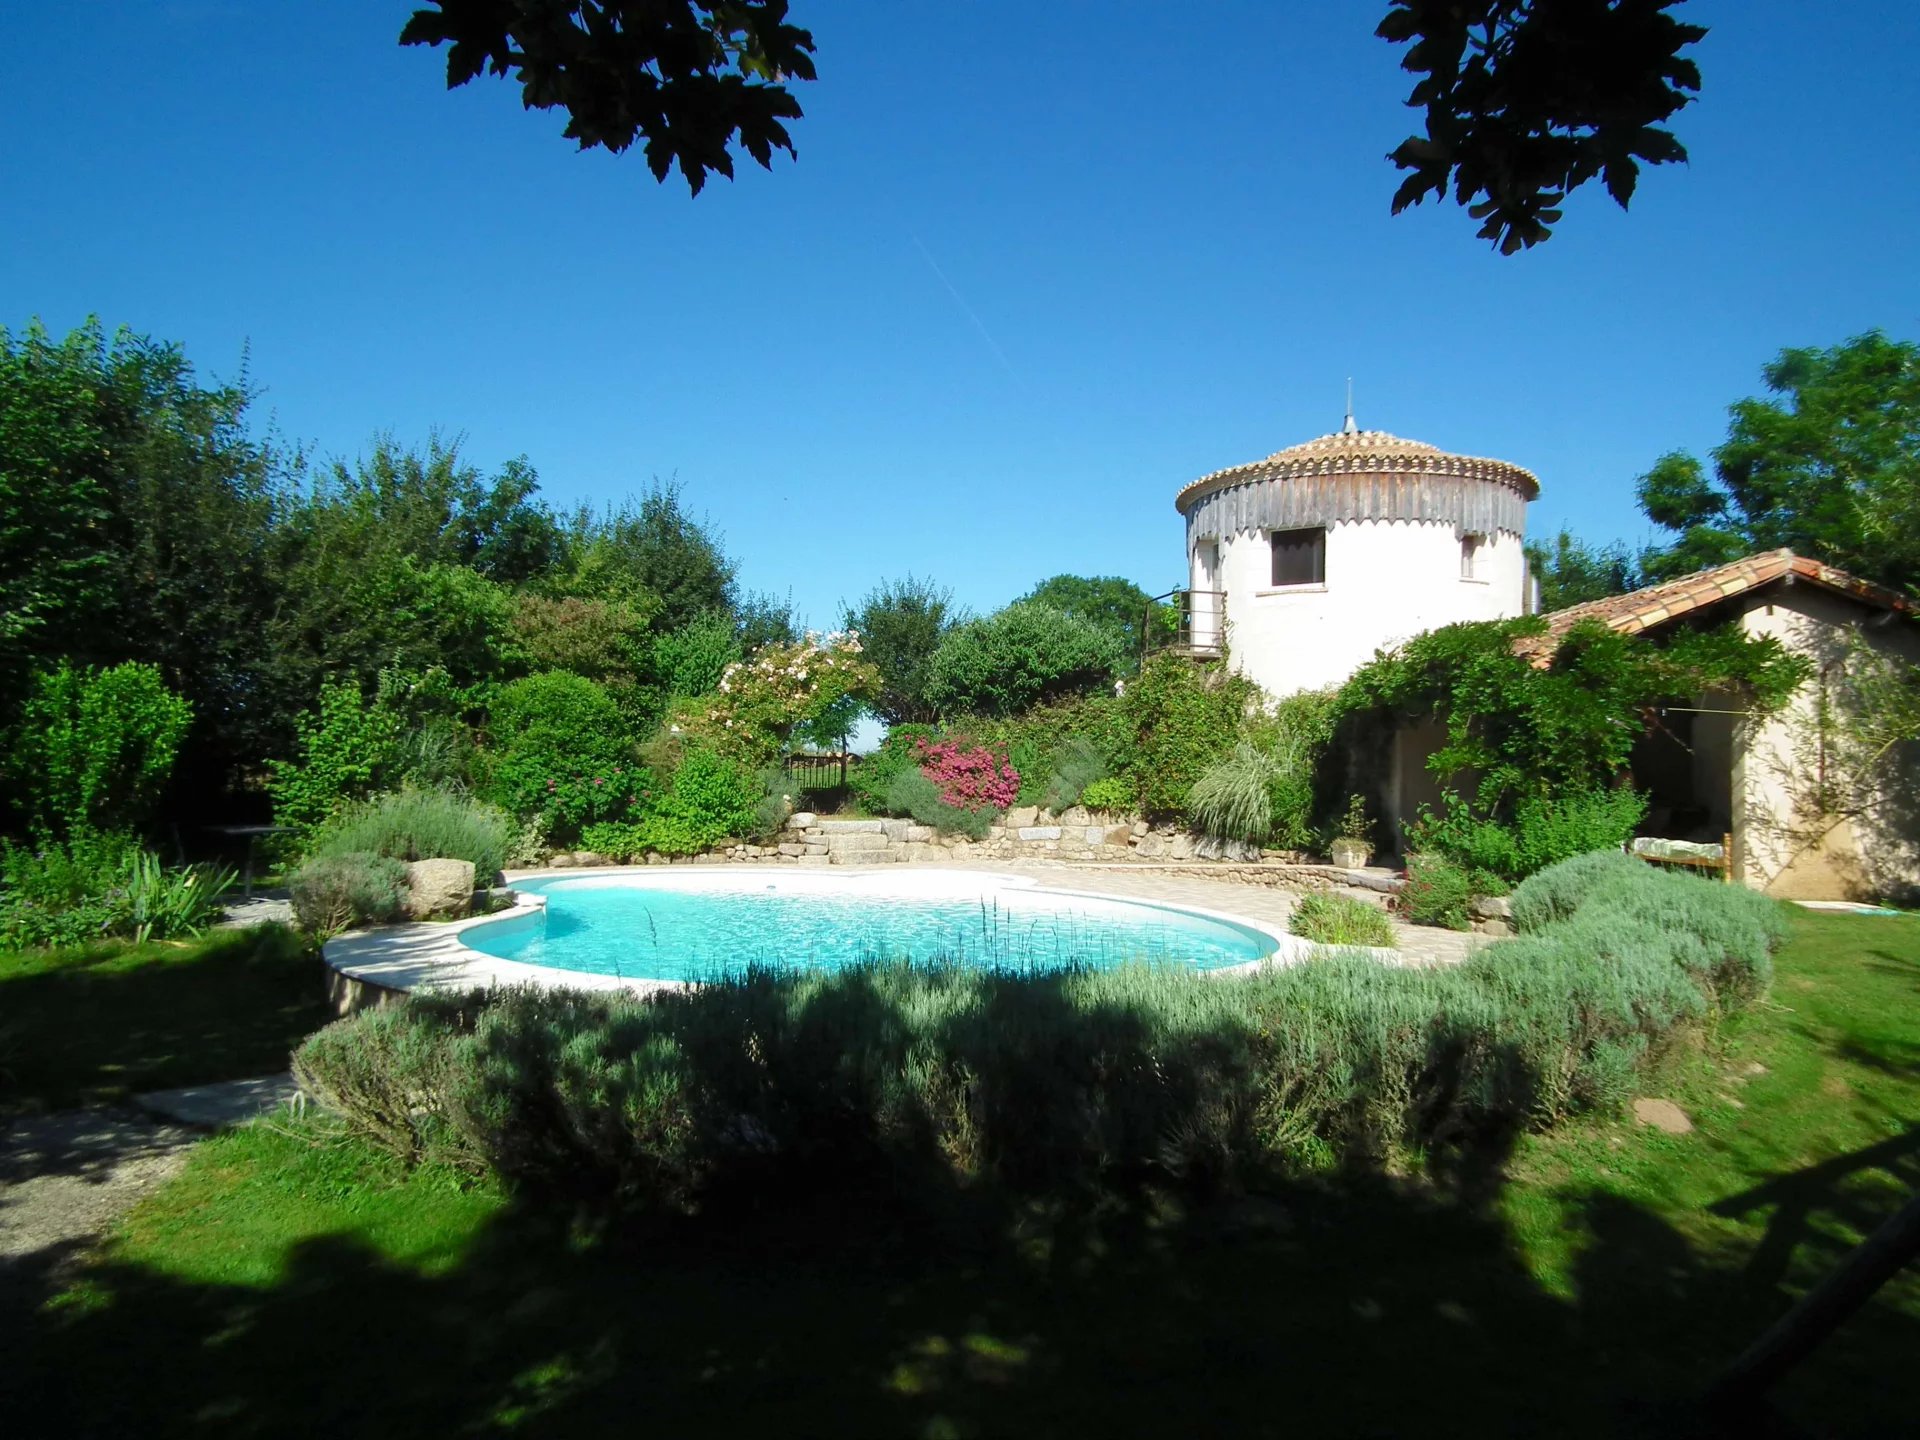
[400,0,816,196]
[1378,0,1705,252]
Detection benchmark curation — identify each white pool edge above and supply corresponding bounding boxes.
[321,865,1393,1000]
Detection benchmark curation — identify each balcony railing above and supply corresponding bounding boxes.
[1143,589,1226,663]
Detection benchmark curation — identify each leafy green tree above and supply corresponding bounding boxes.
[1019,574,1171,669]
[732,589,797,653]
[792,692,863,753]
[0,323,115,694]
[558,484,737,634]
[1523,529,1642,611]
[276,435,559,591]
[272,439,546,694]
[267,682,407,836]
[1637,332,1920,590]
[924,602,1125,719]
[274,547,516,696]
[6,661,192,838]
[650,609,742,701]
[507,592,653,684]
[843,575,959,726]
[0,320,287,797]
[456,456,565,583]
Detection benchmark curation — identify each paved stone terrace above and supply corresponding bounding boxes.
[968,860,1489,969]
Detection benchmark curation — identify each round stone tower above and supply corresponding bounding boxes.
[1175,420,1539,697]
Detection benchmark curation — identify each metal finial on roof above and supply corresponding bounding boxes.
[1342,379,1357,434]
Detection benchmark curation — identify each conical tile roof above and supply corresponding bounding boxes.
[1176,428,1539,513]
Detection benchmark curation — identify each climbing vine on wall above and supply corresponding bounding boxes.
[1337,616,1808,815]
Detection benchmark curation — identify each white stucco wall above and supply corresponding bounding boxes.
[1193,518,1527,698]
[1734,589,1920,902]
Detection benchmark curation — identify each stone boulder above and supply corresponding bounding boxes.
[404,858,477,921]
[1193,836,1259,862]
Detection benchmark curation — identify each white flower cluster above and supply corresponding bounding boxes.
[804,628,864,654]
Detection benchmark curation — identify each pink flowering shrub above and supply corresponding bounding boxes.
[915,739,1019,811]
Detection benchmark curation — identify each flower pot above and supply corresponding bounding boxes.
[1329,838,1373,869]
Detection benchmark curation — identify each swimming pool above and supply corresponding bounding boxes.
[462,870,1281,982]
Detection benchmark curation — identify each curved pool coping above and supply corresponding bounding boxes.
[321,865,1388,1003]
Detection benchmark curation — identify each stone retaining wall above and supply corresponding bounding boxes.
[546,807,1273,869]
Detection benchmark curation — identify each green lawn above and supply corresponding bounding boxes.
[4,910,1915,1437]
[0,925,335,1113]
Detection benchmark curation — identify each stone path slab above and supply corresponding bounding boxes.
[218,888,294,928]
[2,1077,304,1308]
[133,1073,301,1130]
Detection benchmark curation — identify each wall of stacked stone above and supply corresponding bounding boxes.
[545,806,1279,869]
[745,806,1226,866]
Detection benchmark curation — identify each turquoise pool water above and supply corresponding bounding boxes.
[464,874,1278,982]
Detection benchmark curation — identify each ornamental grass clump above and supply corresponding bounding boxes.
[307,788,513,881]
[1040,736,1106,813]
[885,770,995,840]
[1399,854,1492,930]
[288,852,409,936]
[297,854,1785,1210]
[122,851,237,944]
[1187,743,1279,843]
[1289,892,1396,949]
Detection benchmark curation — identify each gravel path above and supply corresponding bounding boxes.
[0,1106,198,1305]
[0,1072,306,1314]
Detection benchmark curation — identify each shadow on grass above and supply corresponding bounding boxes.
[1863,947,1920,995]
[6,918,1918,1438]
[1712,1126,1920,1291]
[0,925,333,1114]
[8,1142,1916,1439]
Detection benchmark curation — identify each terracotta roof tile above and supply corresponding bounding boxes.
[1516,550,1912,665]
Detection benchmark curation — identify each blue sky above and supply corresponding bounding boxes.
[4,1,1916,632]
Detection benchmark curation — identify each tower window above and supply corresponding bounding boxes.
[1269,527,1325,587]
[1460,533,1484,579]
